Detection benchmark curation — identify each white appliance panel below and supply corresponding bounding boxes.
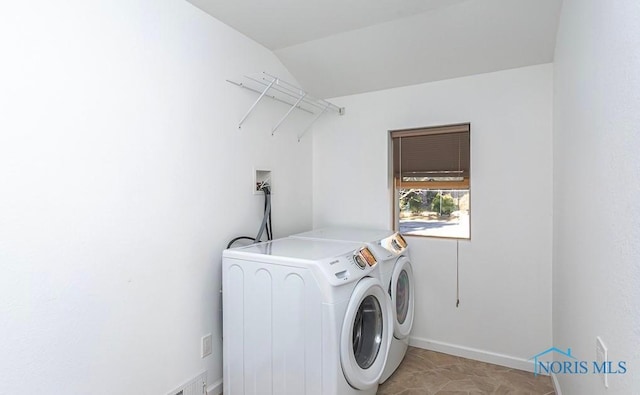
[224,259,323,395]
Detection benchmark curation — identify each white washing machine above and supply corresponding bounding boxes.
[291,228,414,383]
[222,237,394,395]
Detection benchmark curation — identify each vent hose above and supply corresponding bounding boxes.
[226,186,272,248]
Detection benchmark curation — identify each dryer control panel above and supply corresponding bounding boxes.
[381,233,408,254]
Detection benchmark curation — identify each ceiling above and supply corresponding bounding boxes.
[188,0,563,98]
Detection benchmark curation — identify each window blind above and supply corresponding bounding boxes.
[391,123,470,186]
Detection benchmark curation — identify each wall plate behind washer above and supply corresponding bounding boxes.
[254,168,272,195]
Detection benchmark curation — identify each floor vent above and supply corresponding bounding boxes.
[167,371,207,395]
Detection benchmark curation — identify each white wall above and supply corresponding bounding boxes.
[553,0,640,393]
[0,1,312,393]
[313,64,553,368]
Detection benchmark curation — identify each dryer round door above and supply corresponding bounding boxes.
[340,277,393,390]
[390,256,414,339]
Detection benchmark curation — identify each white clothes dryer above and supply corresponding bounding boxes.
[222,237,394,395]
[291,228,414,383]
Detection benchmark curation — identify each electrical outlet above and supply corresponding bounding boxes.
[596,336,608,388]
[201,333,213,358]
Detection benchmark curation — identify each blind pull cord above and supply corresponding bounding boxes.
[456,239,460,308]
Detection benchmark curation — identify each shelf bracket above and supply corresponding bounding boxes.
[238,78,276,129]
[228,72,344,138]
[272,93,306,135]
[297,103,330,142]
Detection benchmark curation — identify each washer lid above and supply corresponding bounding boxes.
[340,277,393,390]
[293,227,395,243]
[225,237,363,261]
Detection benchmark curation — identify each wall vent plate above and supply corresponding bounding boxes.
[201,333,213,358]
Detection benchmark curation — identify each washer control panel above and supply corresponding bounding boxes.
[354,247,377,269]
[322,246,378,283]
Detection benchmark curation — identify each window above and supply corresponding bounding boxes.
[391,123,470,239]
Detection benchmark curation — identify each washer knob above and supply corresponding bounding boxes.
[354,254,367,269]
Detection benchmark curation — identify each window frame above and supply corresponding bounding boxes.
[389,123,471,240]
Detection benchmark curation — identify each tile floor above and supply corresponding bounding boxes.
[377,347,556,395]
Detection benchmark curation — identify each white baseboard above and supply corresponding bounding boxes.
[409,336,542,374]
[551,373,562,395]
[206,378,223,395]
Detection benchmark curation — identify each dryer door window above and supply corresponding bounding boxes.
[390,256,415,339]
[340,277,393,390]
[352,295,383,369]
[395,269,410,325]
